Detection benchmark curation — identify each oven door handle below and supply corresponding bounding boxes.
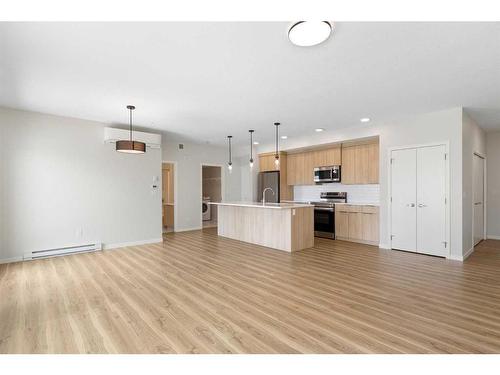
[314,207,335,212]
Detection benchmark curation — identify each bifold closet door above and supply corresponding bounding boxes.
[391,148,417,252]
[416,145,447,257]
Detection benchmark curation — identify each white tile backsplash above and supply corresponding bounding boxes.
[293,184,380,204]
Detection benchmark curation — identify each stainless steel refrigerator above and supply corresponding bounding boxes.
[257,171,280,203]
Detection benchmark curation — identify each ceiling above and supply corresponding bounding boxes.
[1,22,500,147]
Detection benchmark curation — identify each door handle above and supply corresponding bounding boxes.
[474,202,482,205]
[406,203,415,207]
[418,204,427,208]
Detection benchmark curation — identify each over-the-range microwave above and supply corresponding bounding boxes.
[314,165,341,183]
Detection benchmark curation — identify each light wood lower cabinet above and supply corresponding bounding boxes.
[335,205,379,245]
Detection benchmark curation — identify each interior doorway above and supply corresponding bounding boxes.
[162,162,175,234]
[473,153,485,246]
[202,165,222,228]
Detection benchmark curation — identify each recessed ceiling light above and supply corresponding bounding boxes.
[315,128,325,132]
[360,118,371,123]
[281,135,288,140]
[288,21,332,47]
[253,141,259,145]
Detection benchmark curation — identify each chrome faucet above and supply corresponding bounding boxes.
[262,187,275,204]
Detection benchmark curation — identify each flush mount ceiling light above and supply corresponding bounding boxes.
[360,117,371,123]
[116,105,146,154]
[315,128,325,132]
[288,21,332,47]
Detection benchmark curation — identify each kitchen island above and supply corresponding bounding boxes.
[209,202,314,252]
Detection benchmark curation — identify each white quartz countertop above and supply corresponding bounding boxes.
[335,202,380,206]
[282,200,379,207]
[209,201,313,209]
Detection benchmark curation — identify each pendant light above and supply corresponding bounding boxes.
[227,135,233,172]
[274,122,280,168]
[249,130,255,168]
[116,105,146,154]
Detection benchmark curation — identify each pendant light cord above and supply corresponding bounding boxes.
[275,123,279,157]
[129,107,133,142]
[250,130,253,161]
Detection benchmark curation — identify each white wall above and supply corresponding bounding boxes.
[0,107,162,263]
[238,155,259,202]
[486,131,500,238]
[462,111,486,255]
[257,107,465,259]
[162,140,241,231]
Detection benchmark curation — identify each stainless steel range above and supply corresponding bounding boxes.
[311,192,347,239]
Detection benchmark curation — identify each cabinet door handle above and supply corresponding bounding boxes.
[418,204,427,208]
[406,203,415,207]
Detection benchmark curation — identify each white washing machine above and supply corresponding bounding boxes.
[202,198,211,221]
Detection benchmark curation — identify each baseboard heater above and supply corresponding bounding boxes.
[24,242,102,260]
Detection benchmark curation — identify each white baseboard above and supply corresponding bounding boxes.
[378,243,390,250]
[174,226,202,233]
[0,256,24,265]
[447,248,473,262]
[103,237,163,250]
[462,246,475,261]
[487,234,500,240]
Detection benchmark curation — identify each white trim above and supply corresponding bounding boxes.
[103,238,163,250]
[378,243,390,250]
[174,226,203,233]
[162,160,178,232]
[200,163,224,228]
[487,234,500,240]
[463,246,475,260]
[0,256,24,265]
[387,141,451,258]
[447,254,464,261]
[472,152,486,248]
[447,246,474,262]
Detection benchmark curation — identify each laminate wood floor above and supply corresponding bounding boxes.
[1,229,500,353]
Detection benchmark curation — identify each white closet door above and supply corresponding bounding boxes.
[473,154,484,246]
[391,148,417,252]
[416,145,447,257]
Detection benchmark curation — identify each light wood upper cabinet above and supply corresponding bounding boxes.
[341,142,379,184]
[286,153,298,185]
[268,141,379,186]
[259,152,293,201]
[259,154,279,172]
[314,147,341,166]
[303,151,315,185]
[286,146,341,186]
